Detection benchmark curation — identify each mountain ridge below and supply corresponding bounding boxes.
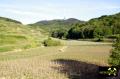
[28,18,85,32]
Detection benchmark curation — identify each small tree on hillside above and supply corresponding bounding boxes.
[109,35,120,66]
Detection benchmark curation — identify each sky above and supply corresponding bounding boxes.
[0,0,120,24]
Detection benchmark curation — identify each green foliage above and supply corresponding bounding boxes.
[43,38,61,46]
[95,36,104,42]
[90,13,120,35]
[107,35,118,39]
[109,35,120,66]
[94,27,104,38]
[82,26,94,38]
[100,67,117,76]
[51,29,67,39]
[67,24,94,39]
[67,13,120,39]
[67,24,83,39]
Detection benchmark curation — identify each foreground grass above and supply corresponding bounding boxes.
[0,40,112,79]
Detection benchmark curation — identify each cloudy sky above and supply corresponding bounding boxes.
[0,0,120,24]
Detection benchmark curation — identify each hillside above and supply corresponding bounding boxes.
[88,12,120,34]
[0,17,22,24]
[29,18,85,32]
[0,17,46,52]
[88,12,120,27]
[65,12,120,39]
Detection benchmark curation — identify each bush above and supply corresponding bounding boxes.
[107,35,118,39]
[109,35,120,66]
[95,36,104,42]
[43,38,61,46]
[51,29,67,39]
[22,44,32,49]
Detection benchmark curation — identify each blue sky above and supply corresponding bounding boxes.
[0,0,120,24]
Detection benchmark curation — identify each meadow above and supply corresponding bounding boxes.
[0,40,112,79]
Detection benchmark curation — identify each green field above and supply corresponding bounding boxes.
[0,40,112,79]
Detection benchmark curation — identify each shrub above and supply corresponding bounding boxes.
[109,35,120,66]
[43,38,61,46]
[95,36,104,42]
[22,44,32,49]
[107,35,118,39]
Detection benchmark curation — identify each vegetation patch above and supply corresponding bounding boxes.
[43,38,61,46]
[0,46,14,52]
[0,34,27,45]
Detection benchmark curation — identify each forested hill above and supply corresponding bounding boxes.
[29,18,85,32]
[0,17,21,24]
[66,12,120,39]
[89,12,120,29]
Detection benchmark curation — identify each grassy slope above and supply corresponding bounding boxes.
[0,19,46,52]
[0,16,22,24]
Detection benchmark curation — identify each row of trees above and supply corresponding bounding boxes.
[67,23,113,39]
[51,23,113,39]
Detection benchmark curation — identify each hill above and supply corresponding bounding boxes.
[29,18,85,32]
[0,17,22,24]
[67,12,120,39]
[88,12,120,34]
[0,17,46,52]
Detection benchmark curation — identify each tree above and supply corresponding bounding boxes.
[109,35,120,66]
[67,25,83,39]
[103,26,112,37]
[51,29,67,39]
[83,26,94,38]
[94,27,103,38]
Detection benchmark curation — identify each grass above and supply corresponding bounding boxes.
[43,38,62,46]
[0,20,47,52]
[52,45,111,65]
[0,34,27,45]
[0,46,14,52]
[0,40,112,79]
